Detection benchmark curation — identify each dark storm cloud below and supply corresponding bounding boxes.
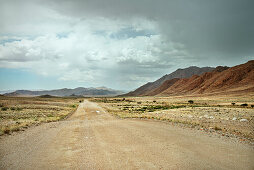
[46,0,254,64]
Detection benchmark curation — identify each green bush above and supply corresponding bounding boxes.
[214,126,222,131]
[16,107,22,111]
[1,107,8,111]
[136,105,185,112]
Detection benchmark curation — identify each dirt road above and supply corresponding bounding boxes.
[0,100,253,170]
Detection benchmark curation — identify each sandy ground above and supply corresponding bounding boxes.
[0,100,253,170]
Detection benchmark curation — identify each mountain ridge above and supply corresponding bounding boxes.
[125,66,216,96]
[123,60,254,96]
[4,87,124,97]
[157,60,253,96]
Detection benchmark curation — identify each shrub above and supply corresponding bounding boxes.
[1,107,8,111]
[16,107,22,111]
[214,126,222,131]
[153,100,156,103]
[251,105,254,108]
[240,103,248,107]
[11,107,16,110]
[231,102,235,106]
[188,100,194,104]
[137,102,142,104]
[4,129,10,134]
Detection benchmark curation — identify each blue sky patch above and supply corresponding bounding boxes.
[110,27,156,39]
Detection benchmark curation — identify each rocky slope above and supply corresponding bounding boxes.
[158,60,253,96]
[125,66,215,96]
[124,60,254,96]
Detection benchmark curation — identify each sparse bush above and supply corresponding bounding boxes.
[136,105,185,112]
[240,103,248,107]
[188,100,194,104]
[4,129,10,134]
[0,96,78,136]
[214,126,222,131]
[70,104,76,108]
[231,102,235,106]
[1,107,8,111]
[16,107,22,111]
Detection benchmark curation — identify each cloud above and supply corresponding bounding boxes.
[45,0,254,60]
[0,0,254,90]
[0,16,181,89]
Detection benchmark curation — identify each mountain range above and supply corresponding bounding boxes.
[4,87,124,97]
[124,60,254,96]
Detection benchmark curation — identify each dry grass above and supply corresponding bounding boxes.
[0,96,82,135]
[90,94,254,142]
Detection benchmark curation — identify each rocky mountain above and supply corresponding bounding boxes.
[4,87,124,97]
[125,66,215,96]
[157,61,253,96]
[125,60,254,96]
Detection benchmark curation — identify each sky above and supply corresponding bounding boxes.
[0,0,254,91]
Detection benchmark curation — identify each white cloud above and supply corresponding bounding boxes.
[0,15,181,89]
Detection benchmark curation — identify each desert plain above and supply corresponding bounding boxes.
[0,93,253,169]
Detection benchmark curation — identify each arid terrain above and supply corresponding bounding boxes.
[93,94,254,144]
[0,96,81,135]
[0,98,253,169]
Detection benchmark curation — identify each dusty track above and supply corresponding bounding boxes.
[0,100,253,169]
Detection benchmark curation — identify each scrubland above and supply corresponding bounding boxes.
[0,96,82,135]
[91,94,254,143]
[1,94,253,143]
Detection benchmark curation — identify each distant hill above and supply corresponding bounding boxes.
[124,60,254,96]
[4,87,124,97]
[125,66,215,96]
[0,90,15,94]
